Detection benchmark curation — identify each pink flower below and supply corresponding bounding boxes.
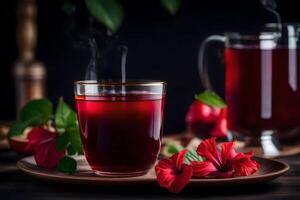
[194,138,260,178]
[26,127,57,150]
[26,127,65,169]
[155,149,193,193]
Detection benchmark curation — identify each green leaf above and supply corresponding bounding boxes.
[85,0,124,32]
[167,143,183,154]
[195,90,226,108]
[67,127,83,155]
[8,120,30,137]
[55,97,83,155]
[9,99,53,137]
[184,149,204,165]
[9,99,52,137]
[20,99,53,126]
[67,145,77,155]
[56,133,70,151]
[160,0,181,15]
[55,98,77,134]
[58,156,77,173]
[165,143,204,165]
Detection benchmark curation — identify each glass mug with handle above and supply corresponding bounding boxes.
[199,24,300,156]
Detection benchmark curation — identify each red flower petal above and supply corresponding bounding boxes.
[26,127,58,151]
[24,127,64,169]
[155,150,193,193]
[190,161,217,177]
[34,139,65,169]
[196,137,221,167]
[231,151,260,176]
[220,141,237,165]
[168,166,193,193]
[155,158,176,189]
[171,149,188,170]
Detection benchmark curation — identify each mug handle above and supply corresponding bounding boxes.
[198,35,226,90]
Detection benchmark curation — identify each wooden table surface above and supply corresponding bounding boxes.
[1,150,300,200]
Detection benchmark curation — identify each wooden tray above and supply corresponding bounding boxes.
[17,156,289,187]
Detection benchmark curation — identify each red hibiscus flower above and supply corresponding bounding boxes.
[155,149,193,193]
[194,138,259,178]
[26,127,65,169]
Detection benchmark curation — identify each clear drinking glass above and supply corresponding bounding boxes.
[199,24,300,156]
[74,80,166,177]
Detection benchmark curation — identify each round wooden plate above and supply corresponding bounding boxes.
[17,156,289,187]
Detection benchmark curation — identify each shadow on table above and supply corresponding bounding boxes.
[38,180,281,198]
[1,170,287,200]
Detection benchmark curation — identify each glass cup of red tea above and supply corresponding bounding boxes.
[199,23,300,156]
[74,80,166,177]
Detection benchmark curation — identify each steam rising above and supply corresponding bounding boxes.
[260,0,282,32]
[85,37,99,80]
[78,34,129,83]
[119,46,128,83]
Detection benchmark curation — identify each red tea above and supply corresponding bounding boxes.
[225,47,300,138]
[75,92,165,175]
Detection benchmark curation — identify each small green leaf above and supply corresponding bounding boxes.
[167,143,183,154]
[160,0,181,15]
[56,133,70,151]
[85,0,124,32]
[195,90,226,108]
[67,145,77,155]
[184,149,204,165]
[58,156,77,173]
[55,98,83,155]
[20,99,53,126]
[55,98,77,134]
[67,127,83,155]
[8,120,30,137]
[9,99,52,137]
[165,143,204,165]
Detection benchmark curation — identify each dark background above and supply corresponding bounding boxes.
[1,0,300,134]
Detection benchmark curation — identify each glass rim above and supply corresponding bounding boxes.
[224,32,279,40]
[225,23,300,41]
[264,22,300,28]
[74,80,167,87]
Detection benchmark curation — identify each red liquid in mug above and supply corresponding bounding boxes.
[225,47,300,138]
[75,92,165,175]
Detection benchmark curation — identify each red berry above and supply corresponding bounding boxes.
[186,100,221,124]
[186,100,221,138]
[211,108,228,138]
